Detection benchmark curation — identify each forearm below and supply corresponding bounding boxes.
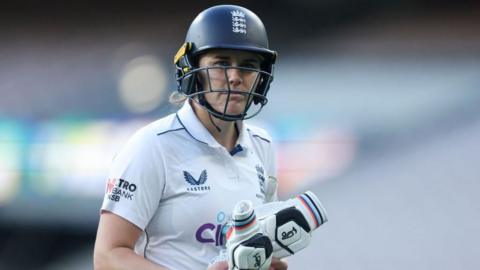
[94,246,168,270]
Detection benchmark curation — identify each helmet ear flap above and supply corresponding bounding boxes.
[255,50,275,94]
[253,64,274,105]
[175,42,197,95]
[174,42,193,67]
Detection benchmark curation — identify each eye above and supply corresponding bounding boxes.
[241,62,260,69]
[213,61,230,67]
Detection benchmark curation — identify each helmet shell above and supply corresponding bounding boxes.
[185,5,276,64]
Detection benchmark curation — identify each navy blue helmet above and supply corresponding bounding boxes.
[174,5,277,121]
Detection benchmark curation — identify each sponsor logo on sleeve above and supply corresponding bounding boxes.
[106,178,137,202]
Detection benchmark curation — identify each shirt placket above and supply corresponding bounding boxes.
[218,148,239,181]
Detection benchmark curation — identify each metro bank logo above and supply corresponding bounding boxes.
[106,178,137,202]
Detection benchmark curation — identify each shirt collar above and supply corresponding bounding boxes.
[176,101,248,151]
[235,120,249,149]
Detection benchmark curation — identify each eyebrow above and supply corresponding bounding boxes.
[211,55,261,64]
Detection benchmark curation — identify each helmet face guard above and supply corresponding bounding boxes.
[174,5,277,121]
[177,65,274,121]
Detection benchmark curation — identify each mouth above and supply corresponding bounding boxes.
[221,91,248,101]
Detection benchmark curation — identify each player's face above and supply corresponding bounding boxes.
[197,50,262,116]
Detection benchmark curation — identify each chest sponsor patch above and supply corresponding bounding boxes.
[195,211,228,246]
[184,170,212,192]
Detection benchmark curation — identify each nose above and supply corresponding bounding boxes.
[227,68,243,87]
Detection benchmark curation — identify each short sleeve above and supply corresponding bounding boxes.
[100,128,164,230]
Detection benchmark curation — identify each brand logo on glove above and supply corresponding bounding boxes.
[281,226,298,240]
[253,252,261,267]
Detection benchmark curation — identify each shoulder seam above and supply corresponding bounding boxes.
[252,134,271,143]
[156,127,185,136]
[247,128,271,143]
[175,113,209,145]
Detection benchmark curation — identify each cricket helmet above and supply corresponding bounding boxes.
[174,5,277,121]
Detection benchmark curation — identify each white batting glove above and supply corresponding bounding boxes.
[255,191,328,258]
[226,201,273,270]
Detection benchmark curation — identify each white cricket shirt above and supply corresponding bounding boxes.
[101,101,277,269]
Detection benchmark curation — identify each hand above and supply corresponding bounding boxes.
[207,260,228,270]
[268,258,288,270]
[207,258,285,270]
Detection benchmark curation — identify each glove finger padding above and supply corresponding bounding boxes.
[226,200,274,270]
[259,207,311,258]
[230,233,273,270]
[256,191,328,258]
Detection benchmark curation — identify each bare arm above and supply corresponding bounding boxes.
[93,211,168,270]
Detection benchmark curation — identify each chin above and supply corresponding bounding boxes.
[210,100,245,113]
[212,108,243,116]
[226,103,248,113]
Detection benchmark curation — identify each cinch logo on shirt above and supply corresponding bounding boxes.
[106,178,137,202]
[184,170,212,192]
[195,211,228,246]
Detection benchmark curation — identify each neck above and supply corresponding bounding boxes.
[191,101,238,150]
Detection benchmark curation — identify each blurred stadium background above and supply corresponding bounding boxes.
[0,0,479,269]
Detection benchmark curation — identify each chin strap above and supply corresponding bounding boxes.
[197,93,222,132]
[208,112,222,133]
